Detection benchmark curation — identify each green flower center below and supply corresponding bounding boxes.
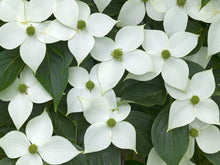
[189,128,199,137]
[142,0,148,2]
[28,144,38,154]
[26,25,35,36]
[161,50,171,59]
[107,118,116,128]
[111,49,123,61]
[77,20,86,30]
[86,80,95,90]
[177,0,186,6]
[190,95,200,105]
[18,84,27,93]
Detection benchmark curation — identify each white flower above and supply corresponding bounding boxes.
[91,25,153,93]
[0,111,80,165]
[208,19,220,56]
[166,70,219,130]
[0,67,52,130]
[45,1,116,65]
[127,30,198,91]
[82,93,136,153]
[93,0,112,12]
[117,0,164,27]
[67,64,101,114]
[0,0,57,72]
[189,119,220,154]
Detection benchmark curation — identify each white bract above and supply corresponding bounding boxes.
[189,119,220,154]
[0,67,52,129]
[45,1,116,65]
[0,0,57,72]
[150,0,197,36]
[127,30,198,91]
[117,0,164,27]
[91,25,153,93]
[93,0,112,12]
[165,70,220,130]
[0,111,80,165]
[81,93,136,153]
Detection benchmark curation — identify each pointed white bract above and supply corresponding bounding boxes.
[0,0,56,72]
[91,26,153,93]
[166,70,220,130]
[117,0,164,27]
[83,92,136,153]
[0,67,52,130]
[0,111,80,165]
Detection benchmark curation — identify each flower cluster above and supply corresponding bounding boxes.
[0,0,219,165]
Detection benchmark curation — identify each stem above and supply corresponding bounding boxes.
[121,150,126,165]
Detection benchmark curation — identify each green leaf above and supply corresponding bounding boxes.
[204,152,220,165]
[48,109,77,144]
[0,101,10,127]
[0,158,16,165]
[201,0,211,9]
[36,42,73,110]
[0,49,24,92]
[121,77,167,106]
[126,111,154,156]
[125,160,144,165]
[151,106,189,165]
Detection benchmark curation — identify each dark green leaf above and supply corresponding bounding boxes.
[121,77,167,106]
[186,61,204,78]
[126,111,153,156]
[36,42,73,110]
[201,0,211,9]
[204,152,220,165]
[125,160,144,165]
[151,106,189,165]
[0,101,10,127]
[0,49,24,92]
[0,158,16,165]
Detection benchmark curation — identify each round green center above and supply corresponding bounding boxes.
[111,49,123,61]
[107,118,116,128]
[190,95,200,105]
[77,20,86,30]
[26,25,35,36]
[177,0,186,6]
[86,80,95,90]
[189,128,199,137]
[18,84,27,93]
[142,0,148,2]
[161,50,171,59]
[28,144,38,154]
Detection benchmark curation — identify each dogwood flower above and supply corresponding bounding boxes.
[45,1,116,65]
[0,67,52,129]
[82,93,136,153]
[0,111,80,165]
[117,0,164,27]
[0,0,57,72]
[184,0,220,56]
[67,64,101,114]
[126,30,198,91]
[166,70,220,130]
[91,25,153,93]
[189,119,220,154]
[150,0,200,36]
